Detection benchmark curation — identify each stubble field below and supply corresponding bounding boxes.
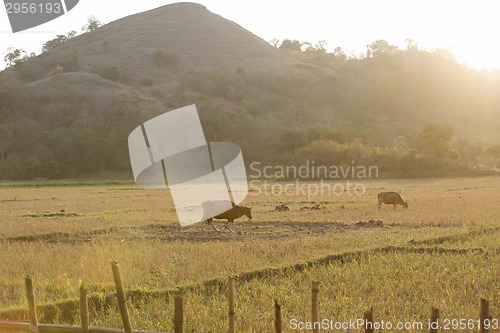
[0,177,499,332]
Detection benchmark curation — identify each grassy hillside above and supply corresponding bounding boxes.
[0,3,499,180]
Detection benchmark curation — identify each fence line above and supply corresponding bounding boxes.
[364,307,374,333]
[0,263,495,333]
[79,284,89,333]
[227,276,235,333]
[111,262,133,333]
[429,307,439,333]
[173,296,183,333]
[273,300,282,333]
[0,263,177,333]
[0,245,486,323]
[311,282,319,333]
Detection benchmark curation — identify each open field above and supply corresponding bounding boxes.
[84,247,499,333]
[0,177,499,332]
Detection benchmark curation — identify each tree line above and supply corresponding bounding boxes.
[0,33,499,179]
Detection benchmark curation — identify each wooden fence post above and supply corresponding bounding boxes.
[25,276,39,332]
[311,282,319,333]
[429,307,439,333]
[274,299,282,333]
[228,276,235,333]
[173,295,183,333]
[111,261,133,333]
[364,307,374,333]
[79,282,89,333]
[480,298,490,333]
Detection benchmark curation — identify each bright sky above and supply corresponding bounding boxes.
[1,0,500,70]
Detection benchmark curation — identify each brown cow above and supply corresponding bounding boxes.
[377,192,408,209]
[201,200,252,232]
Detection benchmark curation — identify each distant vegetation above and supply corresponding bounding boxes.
[1,30,500,179]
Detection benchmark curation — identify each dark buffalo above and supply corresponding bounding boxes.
[201,200,252,231]
[377,192,408,209]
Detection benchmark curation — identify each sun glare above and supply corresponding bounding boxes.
[456,47,500,71]
[427,1,500,70]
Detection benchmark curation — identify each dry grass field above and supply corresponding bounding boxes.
[0,176,499,332]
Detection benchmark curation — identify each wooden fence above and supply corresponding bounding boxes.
[0,262,495,333]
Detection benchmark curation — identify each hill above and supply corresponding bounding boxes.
[0,3,308,89]
[0,2,499,180]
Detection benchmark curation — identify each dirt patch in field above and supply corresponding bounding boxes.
[4,220,387,244]
[145,221,350,242]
